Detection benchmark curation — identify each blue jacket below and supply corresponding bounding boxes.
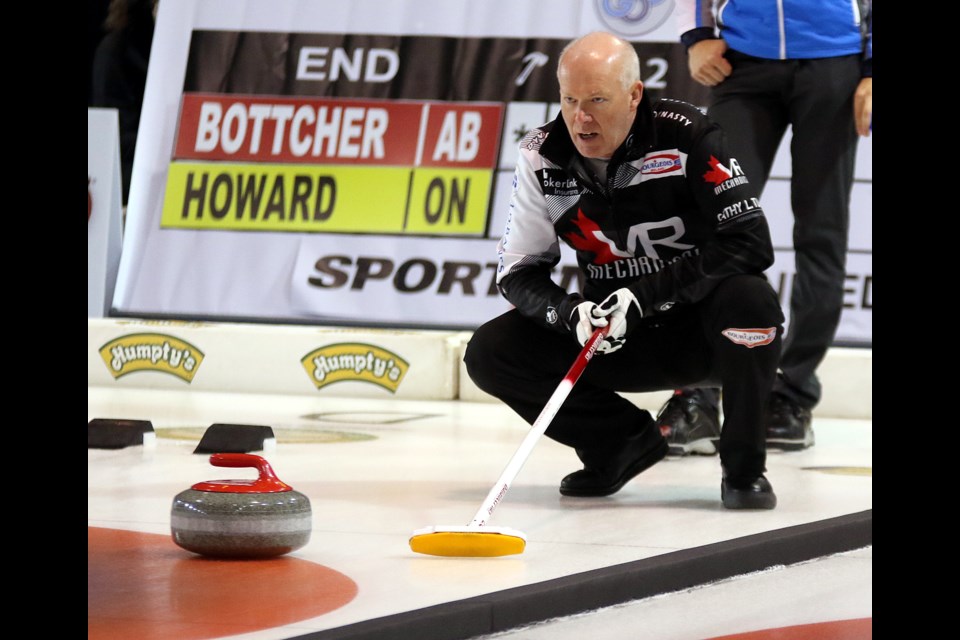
[676,1,872,76]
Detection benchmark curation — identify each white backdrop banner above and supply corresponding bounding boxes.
[88,108,124,318]
[113,0,871,344]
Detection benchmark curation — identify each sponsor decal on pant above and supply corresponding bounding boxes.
[721,327,777,348]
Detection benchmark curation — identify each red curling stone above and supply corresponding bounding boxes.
[171,453,312,558]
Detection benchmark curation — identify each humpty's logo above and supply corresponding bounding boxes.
[99,334,205,382]
[302,343,409,392]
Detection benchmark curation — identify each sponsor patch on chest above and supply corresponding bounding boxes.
[539,169,580,196]
[640,153,682,175]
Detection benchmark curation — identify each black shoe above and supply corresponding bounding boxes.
[655,389,721,457]
[766,393,815,451]
[721,473,777,510]
[560,426,668,497]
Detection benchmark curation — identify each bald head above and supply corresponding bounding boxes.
[558,31,641,90]
[555,31,644,159]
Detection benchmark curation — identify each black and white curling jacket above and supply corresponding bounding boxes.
[495,94,775,335]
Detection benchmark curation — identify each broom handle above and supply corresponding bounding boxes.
[469,325,610,527]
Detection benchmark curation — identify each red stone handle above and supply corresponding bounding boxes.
[191,453,293,493]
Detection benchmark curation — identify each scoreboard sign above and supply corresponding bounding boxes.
[164,94,501,235]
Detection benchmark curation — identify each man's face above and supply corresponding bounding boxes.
[558,59,642,159]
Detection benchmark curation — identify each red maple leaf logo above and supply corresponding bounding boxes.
[562,208,622,264]
[702,155,732,186]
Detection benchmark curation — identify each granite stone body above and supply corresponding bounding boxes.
[170,453,312,558]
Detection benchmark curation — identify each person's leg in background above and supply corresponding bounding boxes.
[766,54,861,450]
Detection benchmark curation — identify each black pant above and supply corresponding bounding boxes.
[465,275,784,479]
[707,51,862,408]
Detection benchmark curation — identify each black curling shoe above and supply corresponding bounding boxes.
[560,428,668,497]
[721,474,777,510]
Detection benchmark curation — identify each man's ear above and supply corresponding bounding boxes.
[631,81,644,109]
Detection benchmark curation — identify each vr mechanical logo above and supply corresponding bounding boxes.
[594,0,675,37]
[703,155,749,195]
[564,208,694,264]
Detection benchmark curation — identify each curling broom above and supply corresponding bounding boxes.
[409,325,610,557]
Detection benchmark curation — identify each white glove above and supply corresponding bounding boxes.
[594,288,643,344]
[569,301,623,354]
